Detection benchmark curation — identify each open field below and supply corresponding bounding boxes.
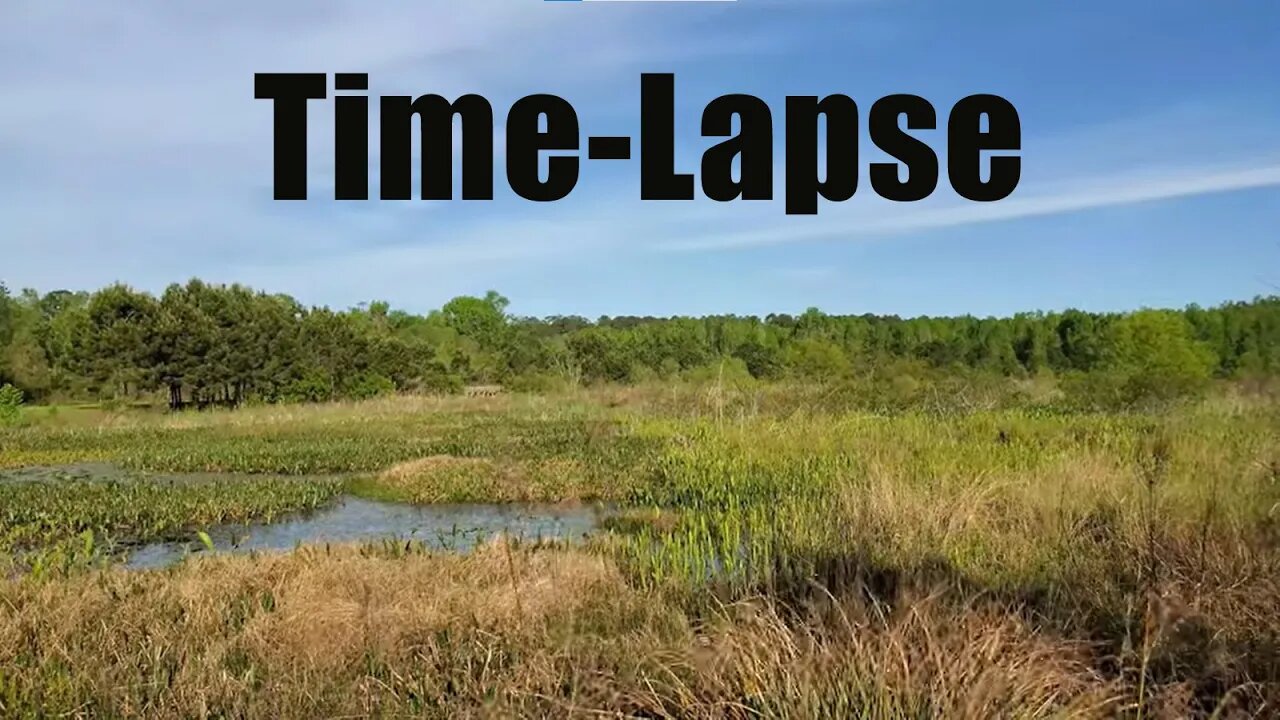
[1,389,1278,718]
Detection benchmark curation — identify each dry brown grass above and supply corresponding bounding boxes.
[0,542,1151,719]
[1,542,647,718]
[380,455,494,483]
[685,591,1124,719]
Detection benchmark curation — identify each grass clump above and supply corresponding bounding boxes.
[350,455,603,504]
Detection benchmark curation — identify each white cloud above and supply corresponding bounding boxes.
[659,162,1280,252]
[0,0,759,295]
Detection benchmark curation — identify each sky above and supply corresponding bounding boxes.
[2,0,1278,319]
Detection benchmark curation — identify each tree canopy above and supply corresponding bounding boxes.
[1,278,1277,409]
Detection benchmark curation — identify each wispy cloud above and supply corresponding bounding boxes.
[0,0,763,295]
[209,154,1280,311]
[659,162,1280,252]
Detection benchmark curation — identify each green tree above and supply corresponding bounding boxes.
[5,276,1280,409]
[442,291,509,346]
[1103,309,1217,404]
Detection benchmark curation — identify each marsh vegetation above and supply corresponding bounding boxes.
[0,386,1277,718]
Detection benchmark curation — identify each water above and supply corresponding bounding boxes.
[123,495,604,569]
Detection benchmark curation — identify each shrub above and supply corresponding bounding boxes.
[1061,310,1217,410]
[626,363,660,384]
[734,340,784,379]
[683,357,755,387]
[97,396,124,413]
[784,338,852,380]
[282,371,335,404]
[344,372,396,401]
[415,362,464,395]
[0,382,24,425]
[1107,310,1215,398]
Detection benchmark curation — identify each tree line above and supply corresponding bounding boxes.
[2,279,1278,409]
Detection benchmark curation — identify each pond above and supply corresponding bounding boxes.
[123,495,604,569]
[1,464,609,571]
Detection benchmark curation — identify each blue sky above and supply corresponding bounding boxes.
[2,0,1278,319]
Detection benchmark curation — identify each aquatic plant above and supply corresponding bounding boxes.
[0,472,343,554]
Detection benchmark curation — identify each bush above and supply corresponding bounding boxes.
[0,383,25,425]
[344,372,396,401]
[784,338,852,380]
[734,340,784,379]
[1062,310,1217,410]
[97,396,124,413]
[415,363,464,395]
[683,357,755,387]
[657,357,682,380]
[626,363,660,384]
[1055,370,1121,410]
[1111,311,1213,390]
[282,371,335,404]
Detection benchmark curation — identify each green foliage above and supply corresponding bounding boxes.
[441,291,509,348]
[344,371,395,400]
[784,337,852,379]
[4,276,1280,409]
[682,357,755,387]
[415,361,465,395]
[734,340,784,379]
[281,370,335,404]
[0,383,24,425]
[1105,310,1216,402]
[0,471,342,552]
[1061,310,1217,409]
